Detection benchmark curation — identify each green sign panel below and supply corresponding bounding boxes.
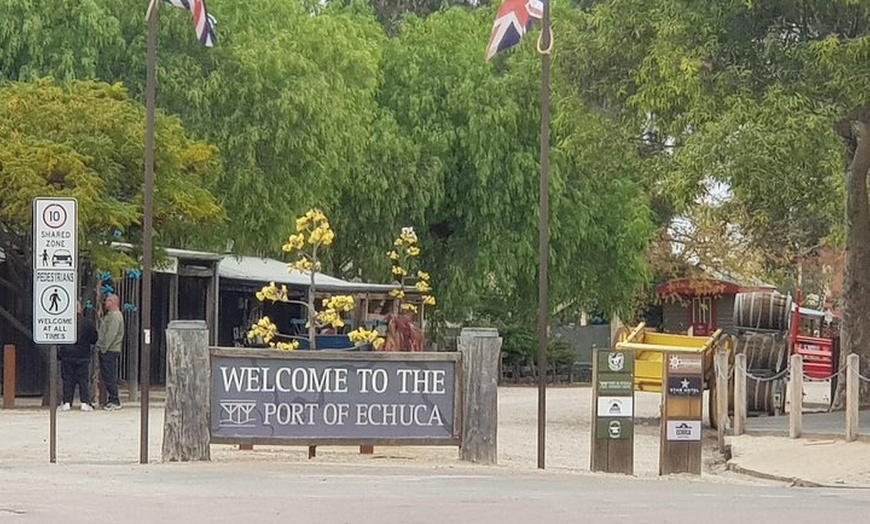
[597,373,634,395]
[597,350,635,374]
[595,418,634,440]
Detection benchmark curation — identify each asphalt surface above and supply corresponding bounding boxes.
[2,462,869,523]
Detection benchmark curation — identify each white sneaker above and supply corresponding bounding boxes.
[58,403,71,412]
[80,403,94,412]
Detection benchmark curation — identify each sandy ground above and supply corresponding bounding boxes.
[0,386,735,479]
[5,385,867,486]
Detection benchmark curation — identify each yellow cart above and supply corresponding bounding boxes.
[615,323,733,427]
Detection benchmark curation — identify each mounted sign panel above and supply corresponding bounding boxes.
[32,198,78,345]
[659,351,705,475]
[590,348,635,475]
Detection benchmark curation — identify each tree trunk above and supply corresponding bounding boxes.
[833,117,870,409]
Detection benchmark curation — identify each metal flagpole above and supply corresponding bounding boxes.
[140,0,159,465]
[536,1,553,470]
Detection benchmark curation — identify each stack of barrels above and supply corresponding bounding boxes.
[732,291,792,415]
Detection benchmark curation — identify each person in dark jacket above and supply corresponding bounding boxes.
[59,301,99,411]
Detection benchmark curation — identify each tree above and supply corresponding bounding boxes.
[1,1,657,329]
[560,0,870,403]
[0,78,224,337]
[378,6,655,321]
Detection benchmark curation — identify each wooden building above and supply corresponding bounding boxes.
[1,246,416,397]
[656,276,776,336]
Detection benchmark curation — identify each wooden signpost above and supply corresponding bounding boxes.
[591,348,635,475]
[659,352,704,475]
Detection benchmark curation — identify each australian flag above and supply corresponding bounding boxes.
[161,0,217,47]
[485,0,544,61]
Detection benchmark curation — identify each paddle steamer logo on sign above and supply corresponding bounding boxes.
[607,352,625,372]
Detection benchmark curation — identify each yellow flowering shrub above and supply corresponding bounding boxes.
[387,226,436,316]
[247,208,350,350]
[348,327,385,350]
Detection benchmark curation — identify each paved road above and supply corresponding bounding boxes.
[2,462,869,523]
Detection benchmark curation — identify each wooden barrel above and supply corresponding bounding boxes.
[733,292,792,332]
[736,333,788,415]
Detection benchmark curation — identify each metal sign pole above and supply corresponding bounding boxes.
[49,344,58,463]
[33,197,78,464]
[140,0,159,465]
[536,0,553,471]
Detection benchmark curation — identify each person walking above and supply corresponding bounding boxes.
[59,301,98,411]
[96,293,124,410]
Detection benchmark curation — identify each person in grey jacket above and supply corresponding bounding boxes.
[97,294,124,410]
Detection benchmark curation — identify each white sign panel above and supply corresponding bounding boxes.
[33,198,78,345]
[666,420,702,441]
[597,396,634,418]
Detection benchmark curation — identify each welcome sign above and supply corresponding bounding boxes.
[210,349,461,444]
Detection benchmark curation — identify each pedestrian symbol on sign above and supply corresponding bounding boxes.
[40,286,70,316]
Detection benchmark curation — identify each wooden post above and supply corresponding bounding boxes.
[789,354,803,439]
[3,344,15,409]
[734,353,747,436]
[590,348,635,475]
[459,328,501,464]
[715,349,729,454]
[846,354,859,442]
[659,352,704,476]
[162,320,211,461]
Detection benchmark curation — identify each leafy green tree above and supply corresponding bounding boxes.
[0,79,224,336]
[560,0,870,402]
[0,1,656,331]
[379,6,655,320]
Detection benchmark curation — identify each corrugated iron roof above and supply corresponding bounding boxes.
[217,255,399,293]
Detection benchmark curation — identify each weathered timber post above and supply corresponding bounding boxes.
[789,354,803,439]
[163,320,210,461]
[734,353,747,436]
[459,327,501,464]
[3,344,15,409]
[846,354,859,442]
[715,349,729,454]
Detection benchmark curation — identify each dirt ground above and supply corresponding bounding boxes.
[0,386,734,479]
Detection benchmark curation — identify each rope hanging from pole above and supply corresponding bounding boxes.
[537,25,554,55]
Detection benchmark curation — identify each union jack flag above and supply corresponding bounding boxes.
[485,0,544,61]
[161,0,217,47]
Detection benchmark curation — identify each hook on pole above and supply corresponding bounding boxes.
[537,25,554,55]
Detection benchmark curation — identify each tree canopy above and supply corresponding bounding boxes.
[9,0,869,341]
[0,78,224,278]
[0,0,658,325]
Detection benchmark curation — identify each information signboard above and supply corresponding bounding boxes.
[660,351,705,475]
[210,352,461,444]
[591,348,635,474]
[32,198,78,345]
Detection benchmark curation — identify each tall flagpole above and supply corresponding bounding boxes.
[537,1,552,470]
[140,0,159,465]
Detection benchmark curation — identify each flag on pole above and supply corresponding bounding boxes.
[485,0,544,61]
[161,0,217,47]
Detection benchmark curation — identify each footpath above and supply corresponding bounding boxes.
[727,434,870,487]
